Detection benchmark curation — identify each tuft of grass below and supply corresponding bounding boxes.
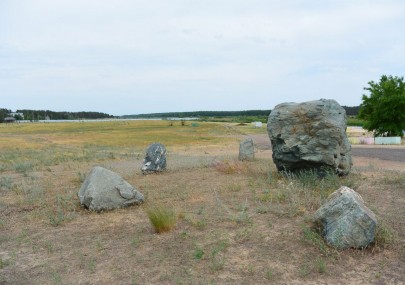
[233,199,252,224]
[381,172,405,190]
[299,264,311,277]
[374,221,396,249]
[44,240,54,254]
[257,188,287,203]
[302,226,336,257]
[47,193,77,226]
[210,240,228,271]
[315,258,327,274]
[256,204,269,214]
[263,169,357,216]
[265,268,274,280]
[47,207,66,227]
[50,270,62,284]
[0,219,5,229]
[228,183,242,192]
[0,257,10,269]
[146,206,177,233]
[211,253,226,271]
[235,226,254,243]
[193,245,204,260]
[0,176,13,191]
[87,258,97,273]
[283,169,341,194]
[14,161,34,175]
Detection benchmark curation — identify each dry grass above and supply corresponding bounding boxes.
[146,205,177,233]
[0,120,404,284]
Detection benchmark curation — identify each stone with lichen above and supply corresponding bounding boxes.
[267,99,352,176]
[141,143,167,174]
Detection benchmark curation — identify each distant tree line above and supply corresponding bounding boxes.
[16,109,115,121]
[1,106,360,123]
[122,110,273,119]
[342,106,360,116]
[122,106,360,119]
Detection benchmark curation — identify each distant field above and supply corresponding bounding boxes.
[0,120,236,149]
[0,120,404,284]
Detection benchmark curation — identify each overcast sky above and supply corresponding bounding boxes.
[1,0,404,115]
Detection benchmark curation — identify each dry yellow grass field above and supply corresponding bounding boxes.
[0,120,404,284]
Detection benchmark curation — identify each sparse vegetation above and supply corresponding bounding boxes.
[193,244,204,260]
[374,221,396,249]
[214,158,246,174]
[302,225,337,257]
[0,120,403,284]
[47,193,78,226]
[0,176,13,192]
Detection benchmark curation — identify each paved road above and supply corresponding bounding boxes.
[351,147,405,163]
[248,134,405,163]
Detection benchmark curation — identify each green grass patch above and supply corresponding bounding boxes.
[347,117,365,126]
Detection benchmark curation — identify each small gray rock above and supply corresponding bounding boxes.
[313,186,377,249]
[141,143,167,174]
[239,138,254,161]
[78,166,144,211]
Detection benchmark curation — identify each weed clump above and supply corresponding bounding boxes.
[373,221,396,249]
[301,225,337,257]
[146,206,177,233]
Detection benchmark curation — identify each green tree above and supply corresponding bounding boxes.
[0,108,12,123]
[359,75,405,137]
[13,114,24,120]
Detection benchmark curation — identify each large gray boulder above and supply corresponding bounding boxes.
[239,138,254,161]
[141,143,167,174]
[78,166,144,211]
[267,99,352,175]
[313,186,377,249]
